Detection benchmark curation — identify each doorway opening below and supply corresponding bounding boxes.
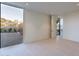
[56,17,63,39]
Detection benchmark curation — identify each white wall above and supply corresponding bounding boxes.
[23,10,50,43]
[63,11,79,42]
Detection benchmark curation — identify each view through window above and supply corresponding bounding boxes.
[1,4,23,47]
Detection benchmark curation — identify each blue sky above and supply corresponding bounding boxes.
[1,4,23,22]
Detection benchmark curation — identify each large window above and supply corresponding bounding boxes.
[1,4,23,33]
[1,3,23,48]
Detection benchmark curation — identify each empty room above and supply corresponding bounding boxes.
[0,2,79,56]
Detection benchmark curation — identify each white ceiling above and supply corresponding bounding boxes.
[2,2,79,16]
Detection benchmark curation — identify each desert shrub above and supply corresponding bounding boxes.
[0,28,1,33]
[4,29,7,32]
[14,28,17,32]
[8,28,12,32]
[8,28,17,32]
[0,28,4,32]
[0,28,7,33]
